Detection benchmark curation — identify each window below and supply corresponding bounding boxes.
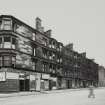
[52,65,56,73]
[43,49,47,58]
[0,56,2,67]
[1,19,12,30]
[0,37,2,48]
[34,48,36,56]
[32,62,35,70]
[42,64,44,72]
[52,52,56,60]
[12,38,16,49]
[0,37,2,44]
[43,38,47,46]
[49,41,52,48]
[3,56,11,66]
[42,63,47,72]
[4,36,11,42]
[32,33,36,41]
[12,56,16,67]
[59,45,62,51]
[12,38,16,44]
[49,64,52,72]
[4,36,11,48]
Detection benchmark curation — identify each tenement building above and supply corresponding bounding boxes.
[0,15,63,92]
[0,15,99,92]
[98,66,105,87]
[62,44,98,89]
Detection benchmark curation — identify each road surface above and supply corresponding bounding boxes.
[0,88,105,105]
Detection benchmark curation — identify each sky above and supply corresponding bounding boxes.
[0,0,105,66]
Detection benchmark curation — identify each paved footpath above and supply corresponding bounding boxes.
[0,87,105,105]
[0,87,104,98]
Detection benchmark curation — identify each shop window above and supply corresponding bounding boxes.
[1,19,12,30]
[3,56,11,66]
[4,36,11,48]
[52,81,56,87]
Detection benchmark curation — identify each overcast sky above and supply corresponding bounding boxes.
[0,0,105,66]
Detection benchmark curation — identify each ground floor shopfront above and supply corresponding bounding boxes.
[0,68,98,92]
[0,68,59,92]
[40,74,58,91]
[0,68,41,92]
[60,78,97,89]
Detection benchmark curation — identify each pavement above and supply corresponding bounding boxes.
[0,87,104,98]
[0,87,105,105]
[0,91,41,98]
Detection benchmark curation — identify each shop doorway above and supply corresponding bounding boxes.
[67,80,72,89]
[19,79,30,91]
[25,79,30,91]
[19,80,25,91]
[49,80,52,90]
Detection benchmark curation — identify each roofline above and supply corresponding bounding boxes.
[0,15,63,43]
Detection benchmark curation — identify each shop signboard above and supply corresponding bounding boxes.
[42,74,50,79]
[19,73,25,80]
[50,77,57,81]
[0,72,6,81]
[6,72,19,79]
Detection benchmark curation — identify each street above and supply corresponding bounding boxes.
[0,88,105,105]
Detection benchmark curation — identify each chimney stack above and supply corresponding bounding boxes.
[36,17,44,33]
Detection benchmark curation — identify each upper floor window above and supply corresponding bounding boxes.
[0,36,17,49]
[12,56,16,67]
[59,45,63,52]
[32,62,36,71]
[42,63,47,72]
[32,33,36,41]
[33,48,36,56]
[0,37,2,48]
[1,19,12,30]
[4,36,11,48]
[12,38,16,49]
[0,56,2,67]
[52,41,56,49]
[3,56,11,66]
[0,37,2,44]
[42,37,47,46]
[0,56,16,67]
